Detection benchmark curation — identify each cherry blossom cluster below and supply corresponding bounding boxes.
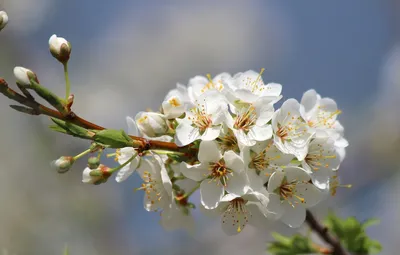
[85,70,348,235]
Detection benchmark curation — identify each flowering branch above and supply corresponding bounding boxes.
[1,10,381,254]
[305,210,349,255]
[0,77,196,155]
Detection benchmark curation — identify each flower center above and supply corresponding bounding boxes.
[276,112,308,141]
[168,97,181,107]
[234,105,257,132]
[209,160,232,186]
[136,171,163,205]
[309,108,341,129]
[249,150,269,174]
[200,74,224,93]
[241,68,265,94]
[305,151,336,171]
[222,198,250,233]
[329,175,352,196]
[216,129,239,153]
[188,107,212,134]
[276,177,306,207]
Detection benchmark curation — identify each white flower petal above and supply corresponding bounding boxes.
[301,89,318,113]
[180,162,208,181]
[126,116,138,136]
[221,205,251,235]
[296,184,322,207]
[284,167,311,183]
[224,150,244,173]
[280,203,306,228]
[200,180,224,209]
[201,126,221,141]
[266,194,284,220]
[267,171,285,194]
[234,129,256,147]
[115,156,140,183]
[175,123,200,146]
[198,140,222,163]
[248,125,272,142]
[225,172,249,196]
[234,89,260,103]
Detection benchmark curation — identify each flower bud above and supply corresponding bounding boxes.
[52,156,75,173]
[0,11,8,31]
[162,96,185,119]
[13,66,37,86]
[87,156,100,169]
[49,34,71,64]
[135,112,169,137]
[82,164,110,185]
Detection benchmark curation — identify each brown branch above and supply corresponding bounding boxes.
[0,78,196,155]
[306,210,349,255]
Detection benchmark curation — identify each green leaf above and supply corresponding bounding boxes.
[324,213,382,254]
[268,233,317,255]
[93,129,133,148]
[51,118,93,139]
[29,79,67,115]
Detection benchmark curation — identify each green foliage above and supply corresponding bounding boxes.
[268,233,317,255]
[63,246,69,255]
[324,214,382,254]
[92,129,133,148]
[268,214,382,255]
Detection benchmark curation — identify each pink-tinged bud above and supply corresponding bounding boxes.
[82,164,111,185]
[52,156,75,173]
[0,11,8,31]
[49,34,71,64]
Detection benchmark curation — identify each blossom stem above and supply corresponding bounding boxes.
[305,210,349,255]
[183,182,201,199]
[63,63,71,100]
[0,77,197,155]
[109,152,137,174]
[73,149,91,161]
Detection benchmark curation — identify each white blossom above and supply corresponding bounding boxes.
[302,138,340,189]
[301,89,348,148]
[216,190,270,235]
[243,140,294,190]
[136,156,172,212]
[272,98,314,160]
[226,70,282,105]
[175,90,228,146]
[135,112,169,137]
[180,140,248,209]
[225,102,273,146]
[187,73,231,103]
[267,167,322,228]
[162,95,185,119]
[114,116,141,182]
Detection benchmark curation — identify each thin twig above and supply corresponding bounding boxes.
[0,78,197,155]
[305,210,349,255]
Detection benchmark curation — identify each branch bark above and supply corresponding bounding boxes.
[0,78,196,155]
[305,210,349,255]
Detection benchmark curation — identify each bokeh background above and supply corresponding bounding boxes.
[0,0,398,254]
